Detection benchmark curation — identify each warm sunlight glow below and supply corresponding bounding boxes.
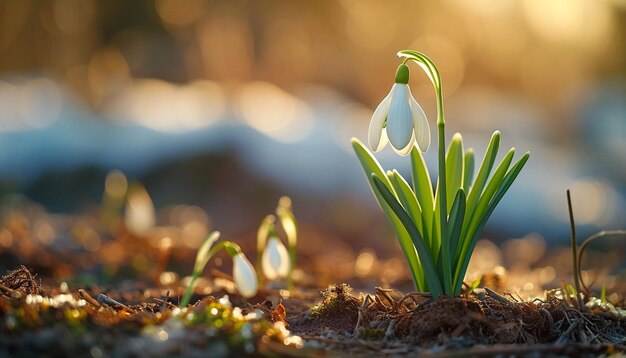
[125,186,156,236]
[568,178,618,226]
[104,170,128,199]
[522,0,613,51]
[109,79,225,132]
[236,81,313,142]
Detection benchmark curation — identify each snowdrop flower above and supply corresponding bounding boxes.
[368,63,430,156]
[262,236,289,280]
[232,253,258,298]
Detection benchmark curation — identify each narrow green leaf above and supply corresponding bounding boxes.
[456,148,515,263]
[388,170,424,236]
[372,174,443,297]
[194,231,221,273]
[445,133,464,211]
[181,231,221,307]
[352,138,393,192]
[276,197,298,290]
[447,188,466,263]
[467,149,515,237]
[410,147,434,239]
[463,149,475,190]
[256,215,275,281]
[464,131,500,226]
[453,152,529,294]
[440,188,465,295]
[431,183,441,262]
[352,138,425,290]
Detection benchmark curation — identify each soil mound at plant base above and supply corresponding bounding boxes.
[401,296,485,342]
[288,283,361,336]
[288,284,626,355]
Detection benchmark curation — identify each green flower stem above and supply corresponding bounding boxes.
[276,197,298,290]
[398,50,451,294]
[180,240,241,308]
[256,215,276,283]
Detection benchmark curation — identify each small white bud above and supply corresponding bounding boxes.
[124,187,156,236]
[232,253,258,298]
[262,237,289,280]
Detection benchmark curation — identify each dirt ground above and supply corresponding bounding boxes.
[1,266,624,357]
[0,202,625,356]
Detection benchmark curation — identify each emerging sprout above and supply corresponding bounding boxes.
[124,184,156,236]
[180,232,258,308]
[262,236,290,280]
[257,196,298,289]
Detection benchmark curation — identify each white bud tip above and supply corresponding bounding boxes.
[233,253,258,298]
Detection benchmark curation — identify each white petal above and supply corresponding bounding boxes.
[262,237,290,280]
[368,91,391,152]
[386,84,414,152]
[232,253,258,298]
[393,131,415,156]
[409,90,430,152]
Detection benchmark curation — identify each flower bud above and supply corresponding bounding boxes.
[124,186,156,236]
[232,253,258,298]
[262,237,289,280]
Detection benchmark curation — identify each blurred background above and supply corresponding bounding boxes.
[0,0,625,290]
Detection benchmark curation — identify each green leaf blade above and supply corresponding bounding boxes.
[453,151,530,294]
[388,170,424,236]
[445,133,464,211]
[464,131,500,223]
[463,149,475,190]
[372,174,443,297]
[352,138,425,290]
[410,147,434,239]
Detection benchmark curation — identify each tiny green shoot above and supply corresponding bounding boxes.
[257,196,298,290]
[181,232,257,308]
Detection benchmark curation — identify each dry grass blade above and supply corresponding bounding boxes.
[0,266,40,296]
[576,230,626,294]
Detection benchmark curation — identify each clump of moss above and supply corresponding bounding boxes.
[313,283,360,316]
[289,284,361,335]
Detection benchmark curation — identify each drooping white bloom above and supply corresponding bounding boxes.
[368,65,430,156]
[262,236,290,280]
[232,253,258,298]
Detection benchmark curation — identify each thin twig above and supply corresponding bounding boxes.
[353,294,373,337]
[375,287,395,308]
[96,293,137,314]
[78,289,101,308]
[485,288,510,305]
[0,283,21,298]
[557,320,579,344]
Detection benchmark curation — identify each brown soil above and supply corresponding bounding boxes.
[286,284,626,356]
[1,266,625,357]
[288,283,361,335]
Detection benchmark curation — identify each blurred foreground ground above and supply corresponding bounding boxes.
[1,197,624,303]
